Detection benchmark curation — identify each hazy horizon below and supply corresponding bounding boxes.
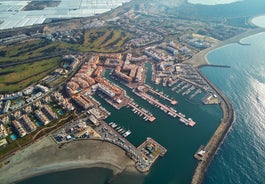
[188,0,243,5]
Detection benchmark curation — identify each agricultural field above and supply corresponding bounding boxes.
[83,27,131,52]
[0,57,60,93]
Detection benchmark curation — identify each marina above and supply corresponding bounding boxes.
[52,118,167,173]
[145,85,178,105]
[134,88,196,127]
[189,89,202,99]
[178,76,206,91]
[128,103,156,122]
[1,0,262,182]
[109,122,132,138]
[171,79,202,99]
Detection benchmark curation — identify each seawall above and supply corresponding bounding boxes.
[189,27,265,184]
[191,69,235,184]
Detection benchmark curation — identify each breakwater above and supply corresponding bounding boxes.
[198,64,231,68]
[191,69,235,184]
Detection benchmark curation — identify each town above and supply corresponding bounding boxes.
[0,1,242,173]
[0,47,221,171]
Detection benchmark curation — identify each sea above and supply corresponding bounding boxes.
[187,0,243,5]
[18,1,265,184]
[18,32,265,184]
[202,31,265,184]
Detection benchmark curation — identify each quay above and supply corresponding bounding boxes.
[145,85,178,105]
[102,123,166,173]
[128,103,156,122]
[138,137,167,157]
[136,137,167,172]
[178,76,206,91]
[134,89,196,127]
[52,119,167,173]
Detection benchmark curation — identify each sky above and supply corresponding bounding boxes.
[188,0,243,5]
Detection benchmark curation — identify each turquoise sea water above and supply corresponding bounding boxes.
[202,32,265,184]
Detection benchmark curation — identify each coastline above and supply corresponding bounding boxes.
[186,27,265,67]
[189,27,265,184]
[0,26,265,184]
[0,137,139,184]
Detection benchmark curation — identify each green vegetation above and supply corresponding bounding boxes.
[0,39,52,63]
[0,113,75,158]
[0,57,60,93]
[0,140,19,158]
[83,27,131,52]
[0,39,80,64]
[0,28,131,63]
[0,27,131,93]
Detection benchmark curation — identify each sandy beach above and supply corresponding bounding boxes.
[186,27,265,67]
[0,137,138,184]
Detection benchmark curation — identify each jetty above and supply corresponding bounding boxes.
[136,137,167,172]
[145,85,178,105]
[191,69,235,184]
[178,76,205,90]
[128,103,156,122]
[133,89,196,127]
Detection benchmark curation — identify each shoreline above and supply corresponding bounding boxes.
[0,137,139,184]
[189,27,265,184]
[186,27,265,67]
[0,28,265,184]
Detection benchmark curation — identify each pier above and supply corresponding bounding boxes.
[189,89,202,99]
[178,76,205,90]
[52,119,167,174]
[145,85,178,105]
[137,137,167,172]
[199,64,231,68]
[128,103,156,122]
[134,90,196,127]
[138,137,167,157]
[191,69,235,184]
[102,122,166,173]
